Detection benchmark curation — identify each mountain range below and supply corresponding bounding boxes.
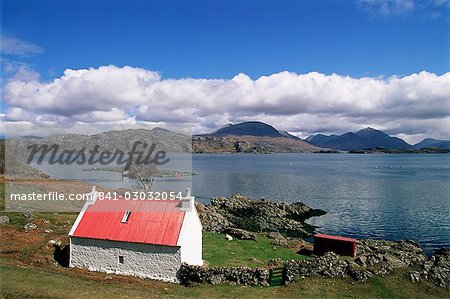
[307,128,449,151]
[306,128,412,151]
[4,121,449,156]
[412,138,450,150]
[203,121,450,151]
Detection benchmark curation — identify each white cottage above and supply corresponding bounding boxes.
[68,188,203,283]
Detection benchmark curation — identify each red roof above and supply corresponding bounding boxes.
[314,233,356,243]
[72,199,185,246]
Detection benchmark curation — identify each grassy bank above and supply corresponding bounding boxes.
[203,231,307,267]
[1,263,448,299]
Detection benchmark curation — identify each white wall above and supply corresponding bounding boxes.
[70,237,181,283]
[178,205,203,266]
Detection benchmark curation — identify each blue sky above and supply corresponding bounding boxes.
[1,0,449,142]
[2,0,448,80]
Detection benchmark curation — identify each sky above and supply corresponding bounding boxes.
[1,0,449,143]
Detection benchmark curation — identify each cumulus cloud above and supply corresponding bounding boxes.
[3,65,450,143]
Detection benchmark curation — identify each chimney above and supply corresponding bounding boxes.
[180,188,194,212]
[88,185,98,203]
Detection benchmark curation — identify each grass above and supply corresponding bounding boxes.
[1,263,448,299]
[203,231,307,267]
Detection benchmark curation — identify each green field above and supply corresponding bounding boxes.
[203,231,307,267]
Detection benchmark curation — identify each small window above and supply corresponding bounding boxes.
[121,210,131,223]
[118,256,124,264]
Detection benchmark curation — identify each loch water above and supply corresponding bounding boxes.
[192,153,450,254]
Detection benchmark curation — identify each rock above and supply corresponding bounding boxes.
[199,195,323,238]
[225,234,233,241]
[225,228,257,240]
[426,250,450,288]
[267,258,283,267]
[198,206,232,233]
[23,211,33,219]
[296,239,314,255]
[49,240,62,246]
[0,215,9,225]
[355,256,367,267]
[409,271,420,283]
[267,232,283,239]
[349,268,373,283]
[44,229,53,233]
[434,247,449,256]
[24,223,37,230]
[266,232,290,247]
[383,254,407,269]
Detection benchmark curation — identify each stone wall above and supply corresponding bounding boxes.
[179,264,270,286]
[70,237,181,282]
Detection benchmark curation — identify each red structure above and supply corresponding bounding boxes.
[72,199,185,246]
[313,233,356,257]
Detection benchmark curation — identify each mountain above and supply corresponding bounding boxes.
[192,135,321,153]
[212,121,285,138]
[7,128,192,161]
[194,121,322,153]
[308,128,413,151]
[414,138,450,150]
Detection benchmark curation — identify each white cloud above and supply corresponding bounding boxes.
[357,0,449,18]
[0,36,43,56]
[3,65,450,143]
[358,0,415,16]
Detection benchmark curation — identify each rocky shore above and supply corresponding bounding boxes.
[280,240,449,288]
[191,195,450,289]
[197,194,326,238]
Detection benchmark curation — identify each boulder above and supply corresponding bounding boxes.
[0,215,9,225]
[225,228,256,240]
[266,231,287,244]
[24,222,37,230]
[23,211,33,219]
[49,239,62,246]
[409,271,420,283]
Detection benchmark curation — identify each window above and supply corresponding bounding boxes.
[118,256,124,264]
[121,210,131,223]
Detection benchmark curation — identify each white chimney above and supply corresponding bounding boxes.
[88,185,98,203]
[180,188,194,211]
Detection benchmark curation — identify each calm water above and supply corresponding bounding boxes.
[31,153,450,253]
[192,154,450,253]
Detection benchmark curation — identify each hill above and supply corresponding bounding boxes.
[192,135,322,153]
[414,138,450,150]
[8,128,192,156]
[4,128,192,178]
[308,128,413,151]
[194,121,321,153]
[212,121,286,138]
